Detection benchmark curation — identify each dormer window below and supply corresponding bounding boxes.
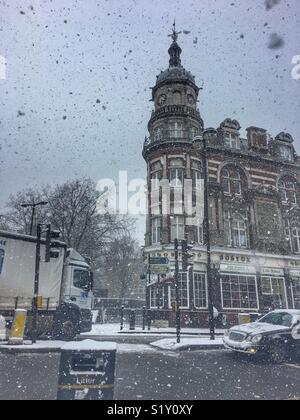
[278,177,298,206]
[224,133,240,150]
[279,145,293,162]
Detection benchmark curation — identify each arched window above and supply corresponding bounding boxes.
[173,91,182,105]
[224,210,249,249]
[292,228,300,253]
[285,220,300,254]
[278,177,298,206]
[169,158,185,188]
[154,127,162,142]
[221,166,246,195]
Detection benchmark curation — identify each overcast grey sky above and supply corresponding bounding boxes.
[0,0,300,241]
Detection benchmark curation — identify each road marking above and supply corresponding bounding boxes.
[285,363,300,370]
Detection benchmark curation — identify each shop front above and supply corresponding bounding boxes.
[289,270,300,310]
[146,250,300,328]
[260,268,288,311]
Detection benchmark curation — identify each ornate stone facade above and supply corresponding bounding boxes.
[143,28,300,327]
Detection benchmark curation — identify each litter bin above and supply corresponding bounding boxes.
[57,340,117,400]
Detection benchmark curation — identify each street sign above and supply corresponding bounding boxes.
[149,265,169,274]
[149,257,169,265]
[149,257,169,274]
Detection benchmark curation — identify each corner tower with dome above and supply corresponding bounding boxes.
[143,25,300,328]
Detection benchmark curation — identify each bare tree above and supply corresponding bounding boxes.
[4,189,48,234]
[3,179,135,268]
[101,235,143,299]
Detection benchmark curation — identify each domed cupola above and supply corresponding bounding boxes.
[143,22,204,160]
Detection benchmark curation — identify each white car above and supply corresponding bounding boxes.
[223,310,300,363]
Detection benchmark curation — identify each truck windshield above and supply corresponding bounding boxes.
[258,312,293,327]
[73,269,90,291]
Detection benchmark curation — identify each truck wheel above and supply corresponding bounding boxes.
[269,342,288,364]
[53,313,79,341]
[59,320,78,341]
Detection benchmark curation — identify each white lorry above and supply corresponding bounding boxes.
[0,230,94,340]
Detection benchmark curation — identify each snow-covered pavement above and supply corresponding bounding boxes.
[150,337,224,351]
[83,323,225,337]
[0,324,225,353]
[0,340,160,354]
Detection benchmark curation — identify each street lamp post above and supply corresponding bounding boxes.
[21,201,48,236]
[194,133,215,340]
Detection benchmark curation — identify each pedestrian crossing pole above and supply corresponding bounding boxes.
[32,223,42,344]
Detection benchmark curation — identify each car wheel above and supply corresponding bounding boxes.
[269,342,288,364]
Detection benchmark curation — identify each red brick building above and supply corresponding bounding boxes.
[142,28,300,327]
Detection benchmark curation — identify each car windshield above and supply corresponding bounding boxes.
[258,312,294,327]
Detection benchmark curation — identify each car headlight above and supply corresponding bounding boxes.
[224,330,230,337]
[251,334,263,345]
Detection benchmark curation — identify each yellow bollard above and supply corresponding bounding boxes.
[9,309,27,345]
[0,315,6,341]
[37,296,43,309]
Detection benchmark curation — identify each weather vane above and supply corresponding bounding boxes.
[168,19,181,42]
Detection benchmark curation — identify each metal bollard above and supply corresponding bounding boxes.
[147,310,151,331]
[120,306,124,331]
[9,309,27,345]
[142,306,146,331]
[57,340,117,401]
[129,310,136,331]
[0,315,6,341]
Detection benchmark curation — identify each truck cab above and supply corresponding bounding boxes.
[60,249,94,336]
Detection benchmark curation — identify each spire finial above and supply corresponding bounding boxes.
[168,20,181,43]
[168,21,182,67]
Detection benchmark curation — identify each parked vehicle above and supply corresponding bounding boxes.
[0,230,94,340]
[223,310,300,363]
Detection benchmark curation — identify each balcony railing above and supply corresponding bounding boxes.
[143,131,195,151]
[149,105,201,122]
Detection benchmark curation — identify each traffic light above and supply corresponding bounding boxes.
[182,240,194,271]
[45,224,61,262]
